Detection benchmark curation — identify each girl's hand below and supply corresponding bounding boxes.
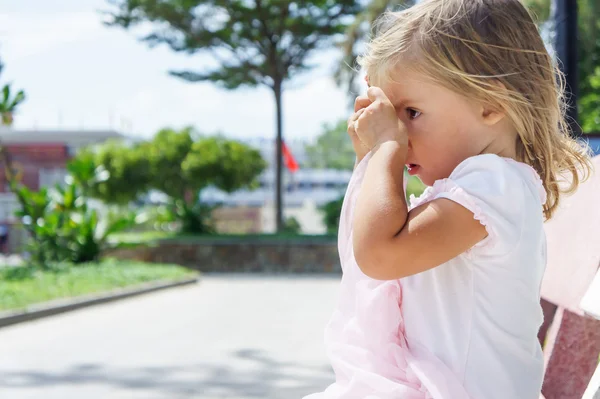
[347,108,370,164]
[354,86,408,153]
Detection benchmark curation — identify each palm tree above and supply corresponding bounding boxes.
[335,0,415,102]
[0,84,25,126]
[0,60,26,192]
[0,61,26,127]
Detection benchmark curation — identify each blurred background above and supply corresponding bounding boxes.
[0,1,598,399]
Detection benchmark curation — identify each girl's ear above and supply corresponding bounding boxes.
[481,104,506,126]
[481,81,507,126]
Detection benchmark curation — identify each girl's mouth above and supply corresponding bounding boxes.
[407,164,420,176]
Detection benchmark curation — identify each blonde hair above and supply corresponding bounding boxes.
[358,0,593,220]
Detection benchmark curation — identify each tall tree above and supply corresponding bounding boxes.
[523,0,600,132]
[104,0,364,232]
[580,67,600,132]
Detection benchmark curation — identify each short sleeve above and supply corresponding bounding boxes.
[409,154,544,257]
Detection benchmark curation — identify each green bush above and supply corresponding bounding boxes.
[283,216,302,234]
[321,196,344,234]
[13,158,136,267]
[170,199,218,235]
[72,129,267,235]
[321,174,427,234]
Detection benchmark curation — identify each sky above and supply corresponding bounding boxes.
[0,0,354,141]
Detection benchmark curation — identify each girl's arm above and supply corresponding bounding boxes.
[352,141,487,280]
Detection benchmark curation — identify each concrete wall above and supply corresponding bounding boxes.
[105,237,340,273]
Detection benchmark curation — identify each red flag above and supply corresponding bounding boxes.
[282,140,299,173]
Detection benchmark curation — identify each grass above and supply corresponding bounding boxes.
[0,260,198,312]
[110,231,337,245]
[109,230,175,244]
[160,233,337,242]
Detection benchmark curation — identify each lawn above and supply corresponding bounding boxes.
[110,231,337,245]
[109,230,175,244]
[0,260,198,312]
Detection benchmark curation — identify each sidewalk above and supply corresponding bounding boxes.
[0,274,340,399]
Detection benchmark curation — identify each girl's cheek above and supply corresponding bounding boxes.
[409,119,428,137]
[405,124,419,140]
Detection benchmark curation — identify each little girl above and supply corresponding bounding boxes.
[305,0,592,398]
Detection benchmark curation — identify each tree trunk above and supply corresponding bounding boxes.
[553,0,580,136]
[0,142,16,191]
[273,80,284,233]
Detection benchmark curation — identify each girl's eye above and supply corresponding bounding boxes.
[407,108,421,120]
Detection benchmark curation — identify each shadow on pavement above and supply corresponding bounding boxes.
[0,348,334,398]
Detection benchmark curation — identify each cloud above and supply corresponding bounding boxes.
[112,74,349,140]
[0,11,104,62]
[2,1,351,142]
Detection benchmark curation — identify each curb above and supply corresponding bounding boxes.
[0,276,200,329]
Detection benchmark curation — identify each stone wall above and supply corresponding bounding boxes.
[212,206,262,234]
[105,237,341,273]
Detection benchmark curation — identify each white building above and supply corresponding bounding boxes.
[201,137,353,234]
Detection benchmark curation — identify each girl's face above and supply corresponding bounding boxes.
[377,67,499,186]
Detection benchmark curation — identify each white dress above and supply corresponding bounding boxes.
[305,153,548,399]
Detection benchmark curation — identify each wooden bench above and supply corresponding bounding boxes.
[538,155,600,399]
[582,364,600,398]
[581,272,600,399]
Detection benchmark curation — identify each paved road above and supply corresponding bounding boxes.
[0,274,341,399]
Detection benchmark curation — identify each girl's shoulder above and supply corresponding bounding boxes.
[410,154,546,257]
[450,153,546,204]
[411,154,546,208]
[453,154,545,198]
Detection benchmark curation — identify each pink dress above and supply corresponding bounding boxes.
[304,152,547,399]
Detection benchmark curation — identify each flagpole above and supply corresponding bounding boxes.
[281,140,299,196]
